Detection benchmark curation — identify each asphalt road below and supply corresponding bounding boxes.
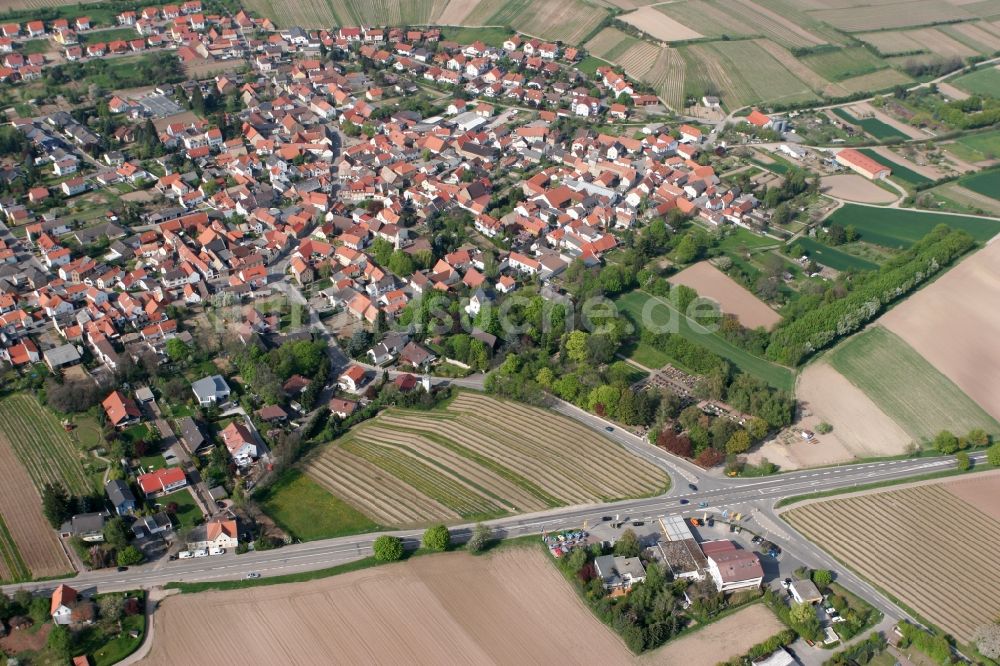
[4,451,981,602]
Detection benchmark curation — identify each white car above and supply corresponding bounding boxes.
[178,550,193,559]
[193,549,208,558]
[209,547,225,556]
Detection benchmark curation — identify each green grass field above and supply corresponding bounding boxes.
[157,489,202,530]
[802,47,884,82]
[856,148,932,187]
[80,27,138,44]
[616,290,795,391]
[257,470,380,541]
[440,26,510,48]
[828,326,1000,442]
[951,66,1000,97]
[831,108,907,141]
[794,237,879,271]
[824,203,1000,248]
[946,130,1000,163]
[719,228,782,254]
[958,169,1000,202]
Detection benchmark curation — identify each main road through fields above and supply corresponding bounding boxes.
[3,451,982,610]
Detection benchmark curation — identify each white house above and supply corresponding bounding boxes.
[186,519,239,550]
[50,584,78,625]
[702,541,763,592]
[191,374,230,406]
[221,421,257,467]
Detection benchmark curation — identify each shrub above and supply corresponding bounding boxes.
[466,523,492,553]
[816,422,833,434]
[116,545,144,567]
[956,451,970,471]
[422,524,450,551]
[372,535,404,562]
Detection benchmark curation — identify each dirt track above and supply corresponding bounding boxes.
[882,240,1000,421]
[668,261,781,330]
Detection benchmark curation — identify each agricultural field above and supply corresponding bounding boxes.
[819,174,898,205]
[0,418,73,581]
[856,148,933,187]
[617,6,704,41]
[144,548,639,665]
[807,0,973,32]
[834,68,913,95]
[0,394,93,496]
[940,21,1000,54]
[257,470,379,541]
[900,27,978,59]
[958,168,1000,201]
[824,203,1000,247]
[639,47,686,109]
[945,129,1000,163]
[856,30,927,55]
[667,261,781,329]
[881,240,1000,423]
[584,27,640,63]
[615,290,796,390]
[299,393,669,528]
[710,40,819,106]
[827,326,1000,442]
[783,472,1000,642]
[461,0,607,44]
[801,47,885,82]
[952,66,1000,98]
[651,0,827,48]
[830,108,907,140]
[753,39,833,94]
[793,237,879,272]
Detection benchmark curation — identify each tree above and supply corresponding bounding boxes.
[116,545,144,567]
[989,443,1000,467]
[98,594,125,626]
[422,524,450,551]
[967,428,990,447]
[372,535,404,562]
[790,601,821,639]
[956,451,971,471]
[614,529,641,557]
[41,482,72,529]
[811,569,833,589]
[165,338,191,363]
[466,523,492,553]
[28,596,50,624]
[103,517,130,551]
[46,625,71,661]
[725,429,751,455]
[933,430,959,454]
[815,422,833,434]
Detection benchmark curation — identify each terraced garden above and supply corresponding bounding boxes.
[301,393,669,527]
[784,477,1000,642]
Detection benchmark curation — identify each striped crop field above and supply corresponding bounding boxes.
[302,392,670,527]
[784,475,1000,642]
[0,394,92,495]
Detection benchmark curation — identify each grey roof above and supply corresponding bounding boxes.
[105,479,136,507]
[43,344,81,367]
[63,512,107,535]
[191,375,230,400]
[176,416,206,449]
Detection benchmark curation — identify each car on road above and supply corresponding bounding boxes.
[245,572,261,579]
[604,426,614,432]
[631,521,644,527]
[679,499,689,505]
[698,501,708,508]
[751,536,763,545]
[601,516,612,522]
[117,566,129,572]
[688,483,698,491]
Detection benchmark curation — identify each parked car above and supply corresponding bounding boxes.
[751,536,763,545]
[209,547,226,556]
[178,550,193,559]
[193,549,208,558]
[631,521,644,527]
[245,572,261,579]
[116,566,128,572]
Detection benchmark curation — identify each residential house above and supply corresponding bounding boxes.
[136,467,187,496]
[186,518,238,551]
[191,374,230,406]
[105,479,137,515]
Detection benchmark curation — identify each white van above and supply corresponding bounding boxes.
[209,546,225,556]
[193,549,208,558]
[178,550,193,559]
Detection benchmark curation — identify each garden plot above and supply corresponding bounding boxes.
[667,261,781,330]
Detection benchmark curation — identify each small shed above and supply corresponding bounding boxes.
[790,579,823,605]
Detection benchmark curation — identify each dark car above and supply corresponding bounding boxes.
[688,483,698,491]
[631,521,644,527]
[605,426,614,432]
[679,499,689,505]
[117,566,129,572]
[601,516,613,522]
[751,535,763,545]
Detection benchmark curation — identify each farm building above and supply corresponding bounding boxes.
[836,149,891,180]
[702,540,763,592]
